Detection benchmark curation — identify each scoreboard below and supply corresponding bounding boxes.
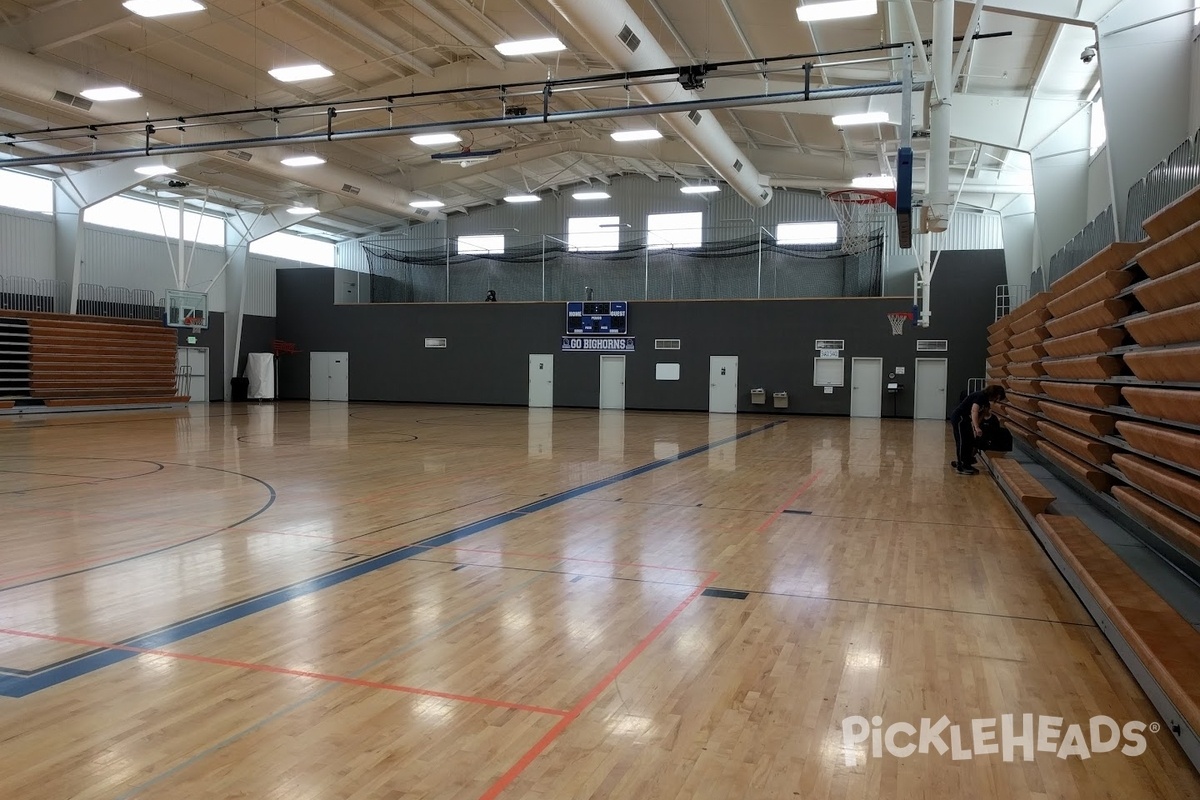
[566,301,628,335]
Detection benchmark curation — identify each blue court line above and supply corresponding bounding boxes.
[0,419,783,698]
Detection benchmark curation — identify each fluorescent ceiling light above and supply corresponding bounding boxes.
[287,206,319,214]
[495,37,566,56]
[611,129,662,142]
[504,194,541,203]
[796,0,877,23]
[268,64,333,82]
[80,86,142,101]
[134,165,176,176]
[280,155,326,167]
[122,0,205,17]
[410,200,445,208]
[680,185,720,194]
[573,191,611,200]
[831,111,890,126]
[411,133,462,146]
[851,175,896,189]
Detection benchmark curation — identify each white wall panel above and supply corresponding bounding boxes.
[1086,149,1115,222]
[0,210,55,280]
[79,225,227,311]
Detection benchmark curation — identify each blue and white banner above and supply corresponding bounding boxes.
[561,336,636,352]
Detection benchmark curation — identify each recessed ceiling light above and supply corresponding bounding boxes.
[796,0,877,23]
[680,185,720,194]
[122,0,205,17]
[504,194,541,203]
[80,86,142,101]
[611,129,663,142]
[851,175,896,189]
[410,200,445,208]
[280,155,326,167]
[573,191,611,200]
[410,133,462,146]
[287,205,319,214]
[495,37,566,56]
[268,64,333,82]
[831,111,890,126]
[134,165,176,176]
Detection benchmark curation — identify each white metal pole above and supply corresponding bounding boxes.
[926,0,954,235]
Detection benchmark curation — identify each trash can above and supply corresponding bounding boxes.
[230,376,249,402]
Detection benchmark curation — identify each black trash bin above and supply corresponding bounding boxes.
[230,376,249,402]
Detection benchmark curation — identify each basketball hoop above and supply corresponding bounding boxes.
[827,189,897,255]
[887,311,913,336]
[271,339,298,357]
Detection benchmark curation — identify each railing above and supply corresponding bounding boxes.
[994,284,1029,320]
[358,229,885,303]
[1038,206,1116,292]
[76,284,160,320]
[174,365,192,398]
[0,276,69,313]
[1123,128,1200,241]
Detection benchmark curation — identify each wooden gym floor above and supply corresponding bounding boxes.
[0,403,1198,799]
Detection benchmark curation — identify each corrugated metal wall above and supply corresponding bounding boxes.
[79,226,228,312]
[0,210,55,280]
[245,255,278,317]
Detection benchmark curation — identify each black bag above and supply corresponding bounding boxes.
[977,417,1013,452]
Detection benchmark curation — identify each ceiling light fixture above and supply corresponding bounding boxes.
[409,200,445,209]
[134,165,177,176]
[495,37,566,56]
[287,205,319,214]
[680,185,720,194]
[851,175,896,189]
[122,0,205,17]
[411,133,462,146]
[268,64,334,82]
[280,155,326,167]
[796,0,877,23]
[611,129,663,142]
[831,111,890,126]
[79,86,142,101]
[504,194,541,203]
[572,191,611,200]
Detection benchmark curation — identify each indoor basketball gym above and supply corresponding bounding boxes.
[1,1,1199,798]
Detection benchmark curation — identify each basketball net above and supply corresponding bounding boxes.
[887,312,911,336]
[826,189,896,255]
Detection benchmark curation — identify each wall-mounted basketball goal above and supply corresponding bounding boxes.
[165,290,209,332]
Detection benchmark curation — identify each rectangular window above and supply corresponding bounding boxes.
[83,194,225,246]
[457,234,505,255]
[249,231,336,266]
[568,216,620,251]
[0,169,54,215]
[646,211,702,249]
[1089,98,1107,157]
[776,221,839,245]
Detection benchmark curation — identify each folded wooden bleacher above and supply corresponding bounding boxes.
[0,308,188,412]
[986,187,1200,771]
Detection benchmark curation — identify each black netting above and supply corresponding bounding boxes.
[362,234,882,303]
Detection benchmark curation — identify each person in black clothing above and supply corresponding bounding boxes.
[949,385,1006,475]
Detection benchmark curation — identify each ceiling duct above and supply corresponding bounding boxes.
[547,0,772,207]
[0,44,441,222]
[52,90,92,111]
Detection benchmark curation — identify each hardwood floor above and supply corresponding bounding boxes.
[0,403,1196,799]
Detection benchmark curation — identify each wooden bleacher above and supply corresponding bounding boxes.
[0,309,187,411]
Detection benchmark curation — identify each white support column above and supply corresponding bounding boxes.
[51,155,203,313]
[1096,0,1194,235]
[222,208,318,400]
[925,0,955,234]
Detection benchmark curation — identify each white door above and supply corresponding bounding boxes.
[850,357,883,418]
[529,354,554,408]
[310,352,328,401]
[914,358,949,420]
[709,356,739,413]
[176,347,208,403]
[327,353,349,402]
[599,355,626,410]
[310,352,349,401]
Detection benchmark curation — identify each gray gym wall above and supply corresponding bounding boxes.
[275,249,1004,417]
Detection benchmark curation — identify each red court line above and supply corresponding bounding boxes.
[477,570,719,800]
[755,470,823,533]
[0,627,568,717]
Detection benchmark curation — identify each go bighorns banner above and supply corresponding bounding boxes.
[561,336,636,352]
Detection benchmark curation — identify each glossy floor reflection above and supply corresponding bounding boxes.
[0,403,1196,799]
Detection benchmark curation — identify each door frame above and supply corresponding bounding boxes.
[708,355,739,414]
[599,355,626,410]
[177,346,209,404]
[914,357,949,420]
[850,357,884,418]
